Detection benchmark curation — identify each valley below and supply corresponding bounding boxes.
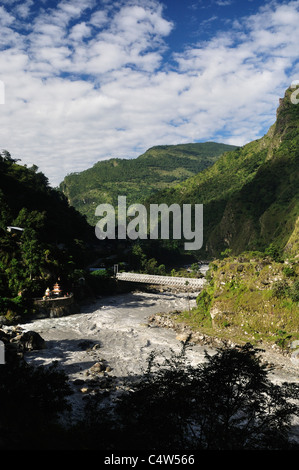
[0,86,299,451]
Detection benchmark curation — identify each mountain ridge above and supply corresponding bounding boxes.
[59,142,237,225]
[146,86,299,258]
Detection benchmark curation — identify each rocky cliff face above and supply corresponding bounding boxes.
[167,89,299,357]
[145,86,299,259]
[206,86,299,257]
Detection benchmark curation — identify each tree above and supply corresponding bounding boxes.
[191,262,199,274]
[0,190,12,228]
[0,149,20,163]
[21,229,45,281]
[80,343,299,450]
[13,208,46,232]
[130,243,147,270]
[143,257,157,274]
[157,263,166,275]
[191,344,299,449]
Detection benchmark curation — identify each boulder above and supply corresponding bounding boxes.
[17,331,46,351]
[176,332,190,342]
[89,362,105,373]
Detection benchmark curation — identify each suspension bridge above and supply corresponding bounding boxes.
[116,272,206,289]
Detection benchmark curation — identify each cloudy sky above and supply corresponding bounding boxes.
[0,0,299,187]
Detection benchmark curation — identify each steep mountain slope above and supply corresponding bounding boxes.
[0,156,94,311]
[146,87,299,349]
[147,86,299,258]
[59,142,237,225]
[0,156,92,245]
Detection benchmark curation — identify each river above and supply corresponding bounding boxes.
[22,290,211,417]
[19,286,299,441]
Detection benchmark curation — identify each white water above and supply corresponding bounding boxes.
[21,290,213,419]
[23,290,207,376]
[17,287,299,440]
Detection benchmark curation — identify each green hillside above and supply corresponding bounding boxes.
[0,155,95,319]
[147,86,299,259]
[59,142,237,225]
[145,86,299,350]
[0,157,91,245]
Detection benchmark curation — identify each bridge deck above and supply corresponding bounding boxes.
[116,272,206,288]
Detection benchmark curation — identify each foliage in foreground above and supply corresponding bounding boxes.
[78,343,299,450]
[1,342,299,450]
[0,349,72,449]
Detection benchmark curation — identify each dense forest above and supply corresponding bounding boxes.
[0,152,97,322]
[60,142,237,225]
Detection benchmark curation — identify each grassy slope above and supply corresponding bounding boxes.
[177,253,299,349]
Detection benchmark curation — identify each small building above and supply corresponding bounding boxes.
[52,283,62,296]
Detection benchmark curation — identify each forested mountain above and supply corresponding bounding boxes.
[146,86,299,259]
[140,86,299,351]
[59,142,237,225]
[0,155,95,318]
[0,156,91,244]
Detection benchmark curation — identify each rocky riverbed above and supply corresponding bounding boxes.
[2,291,202,418]
[3,289,299,440]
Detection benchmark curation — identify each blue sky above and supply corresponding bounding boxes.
[0,0,299,186]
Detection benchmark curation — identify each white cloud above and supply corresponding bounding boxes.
[0,5,15,25]
[14,0,34,18]
[0,0,298,186]
[89,10,109,28]
[69,22,92,41]
[215,0,233,6]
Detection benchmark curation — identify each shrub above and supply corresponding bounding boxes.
[0,352,72,449]
[289,279,299,302]
[272,279,289,299]
[78,343,299,450]
[265,243,284,262]
[283,266,296,277]
[196,288,213,310]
